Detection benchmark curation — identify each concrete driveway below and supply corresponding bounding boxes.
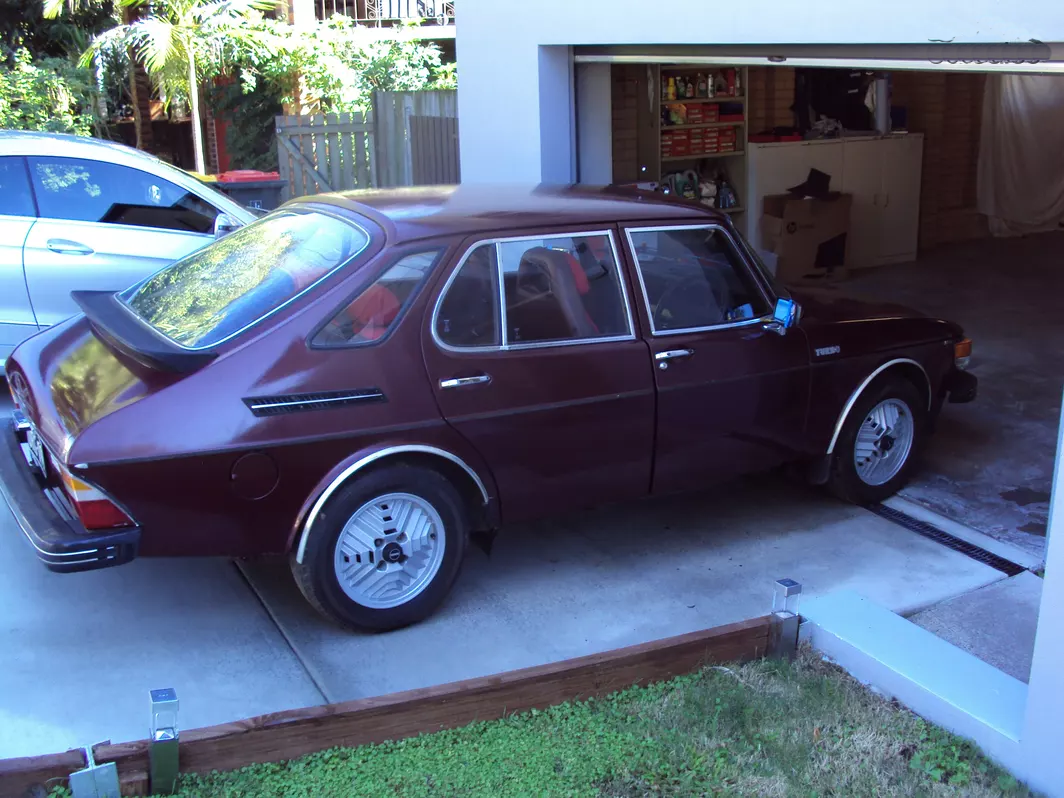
[1,378,1006,758]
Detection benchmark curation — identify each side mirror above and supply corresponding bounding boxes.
[765,297,800,335]
[213,213,241,239]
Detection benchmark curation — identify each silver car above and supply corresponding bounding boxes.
[0,131,257,365]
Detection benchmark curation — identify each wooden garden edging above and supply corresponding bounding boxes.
[1,615,772,796]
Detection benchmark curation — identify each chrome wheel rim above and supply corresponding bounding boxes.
[333,492,446,610]
[853,398,915,487]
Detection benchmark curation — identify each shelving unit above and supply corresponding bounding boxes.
[613,64,749,218]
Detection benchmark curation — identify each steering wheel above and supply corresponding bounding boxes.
[653,273,715,330]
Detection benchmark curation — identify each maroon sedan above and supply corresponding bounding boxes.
[1,186,976,630]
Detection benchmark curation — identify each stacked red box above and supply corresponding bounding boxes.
[661,129,691,158]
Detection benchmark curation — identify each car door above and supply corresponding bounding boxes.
[22,155,223,328]
[422,227,656,523]
[0,156,39,362]
[622,221,811,495]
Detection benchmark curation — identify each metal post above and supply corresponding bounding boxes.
[149,688,180,795]
[68,743,120,798]
[768,578,802,661]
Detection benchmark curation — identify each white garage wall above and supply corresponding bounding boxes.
[457,0,1064,183]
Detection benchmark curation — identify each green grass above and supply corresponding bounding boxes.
[52,648,1034,798]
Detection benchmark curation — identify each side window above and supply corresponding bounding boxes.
[27,156,219,234]
[313,249,441,347]
[628,226,770,333]
[0,157,36,218]
[436,243,501,348]
[498,233,630,345]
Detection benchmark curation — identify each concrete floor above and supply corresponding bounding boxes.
[909,571,1043,683]
[238,478,1004,704]
[845,231,1064,560]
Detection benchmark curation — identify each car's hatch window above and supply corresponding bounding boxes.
[27,155,219,233]
[628,225,770,333]
[123,210,371,349]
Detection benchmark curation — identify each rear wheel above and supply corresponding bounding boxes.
[291,465,468,631]
[827,376,926,504]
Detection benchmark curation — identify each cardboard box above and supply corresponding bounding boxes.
[759,193,853,284]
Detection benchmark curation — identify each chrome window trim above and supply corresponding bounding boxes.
[825,358,933,455]
[624,223,774,336]
[124,208,373,352]
[430,229,637,354]
[294,445,490,564]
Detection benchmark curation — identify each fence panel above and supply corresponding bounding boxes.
[373,90,459,188]
[274,112,372,200]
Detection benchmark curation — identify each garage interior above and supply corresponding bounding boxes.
[594,57,1063,561]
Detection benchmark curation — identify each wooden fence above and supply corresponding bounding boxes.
[274,91,458,200]
[275,112,373,202]
[373,90,460,188]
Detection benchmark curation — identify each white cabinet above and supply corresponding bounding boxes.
[745,134,924,269]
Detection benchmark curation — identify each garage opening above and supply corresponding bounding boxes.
[575,55,1062,571]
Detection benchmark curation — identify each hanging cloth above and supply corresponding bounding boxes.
[977,74,1064,236]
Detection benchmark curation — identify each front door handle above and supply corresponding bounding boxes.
[440,374,491,389]
[46,238,94,256]
[655,348,694,370]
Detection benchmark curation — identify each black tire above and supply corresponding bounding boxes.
[827,376,927,505]
[291,464,468,632]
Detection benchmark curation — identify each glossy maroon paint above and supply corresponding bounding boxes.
[5,185,966,562]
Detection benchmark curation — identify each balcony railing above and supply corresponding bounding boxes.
[316,0,455,26]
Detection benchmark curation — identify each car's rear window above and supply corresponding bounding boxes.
[122,210,371,349]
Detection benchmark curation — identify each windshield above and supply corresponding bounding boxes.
[122,210,371,349]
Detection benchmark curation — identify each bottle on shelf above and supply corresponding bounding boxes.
[697,73,708,98]
[666,77,677,100]
[686,78,695,99]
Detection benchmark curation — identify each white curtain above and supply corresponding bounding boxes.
[977,74,1064,236]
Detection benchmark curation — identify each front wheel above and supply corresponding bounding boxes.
[827,376,926,504]
[291,465,468,631]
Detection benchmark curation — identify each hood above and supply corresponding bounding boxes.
[789,287,926,326]
[6,318,178,462]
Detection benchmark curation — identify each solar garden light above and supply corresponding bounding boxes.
[149,688,180,794]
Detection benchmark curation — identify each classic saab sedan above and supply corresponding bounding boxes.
[1,185,976,631]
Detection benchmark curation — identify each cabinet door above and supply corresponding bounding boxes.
[878,135,923,261]
[840,139,884,269]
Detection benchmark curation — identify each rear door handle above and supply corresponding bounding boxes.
[46,239,94,256]
[440,374,491,389]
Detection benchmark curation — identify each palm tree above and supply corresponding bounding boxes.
[82,0,274,174]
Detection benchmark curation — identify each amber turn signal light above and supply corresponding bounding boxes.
[954,338,972,370]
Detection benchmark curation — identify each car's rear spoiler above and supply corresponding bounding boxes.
[71,291,217,373]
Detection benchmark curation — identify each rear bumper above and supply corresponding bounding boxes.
[945,368,978,404]
[0,413,139,573]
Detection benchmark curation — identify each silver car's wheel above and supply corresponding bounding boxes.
[853,398,915,487]
[332,492,447,610]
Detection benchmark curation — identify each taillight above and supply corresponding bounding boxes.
[954,338,972,371]
[56,465,135,530]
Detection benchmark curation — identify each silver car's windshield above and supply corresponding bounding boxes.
[121,210,371,349]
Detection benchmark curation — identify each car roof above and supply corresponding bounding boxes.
[298,184,724,243]
[0,130,254,223]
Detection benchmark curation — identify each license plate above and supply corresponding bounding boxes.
[26,427,47,475]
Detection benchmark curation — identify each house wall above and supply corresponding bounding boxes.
[457,0,1063,184]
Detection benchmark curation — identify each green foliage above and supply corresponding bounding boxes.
[208,77,280,171]
[234,16,456,116]
[0,46,99,134]
[2,0,115,59]
[47,650,1034,798]
[908,719,989,787]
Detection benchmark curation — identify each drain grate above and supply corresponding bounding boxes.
[866,503,1026,577]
